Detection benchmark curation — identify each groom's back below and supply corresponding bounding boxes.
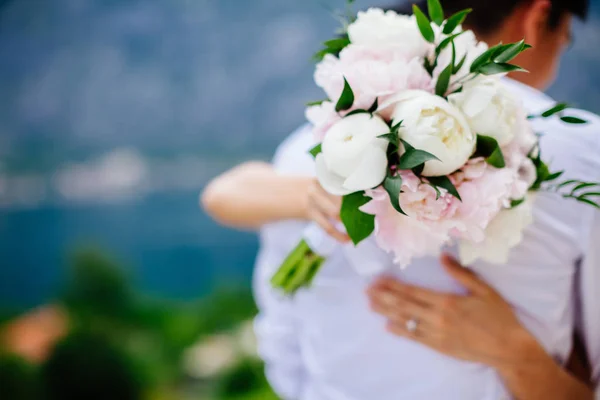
[256,79,600,400]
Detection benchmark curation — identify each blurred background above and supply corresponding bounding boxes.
[0,0,599,398]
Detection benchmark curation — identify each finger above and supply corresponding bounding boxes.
[309,209,350,243]
[371,277,448,308]
[368,291,438,326]
[441,254,493,296]
[310,189,342,221]
[386,321,444,350]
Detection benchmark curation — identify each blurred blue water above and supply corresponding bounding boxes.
[0,191,258,309]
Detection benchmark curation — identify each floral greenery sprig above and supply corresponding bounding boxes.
[522,103,599,209]
[527,102,588,124]
[313,0,356,61]
[414,0,532,98]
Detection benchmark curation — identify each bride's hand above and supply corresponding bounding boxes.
[366,254,542,368]
[305,178,349,243]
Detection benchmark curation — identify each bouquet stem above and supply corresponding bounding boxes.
[271,240,325,295]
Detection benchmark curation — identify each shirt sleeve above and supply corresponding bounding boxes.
[253,124,315,399]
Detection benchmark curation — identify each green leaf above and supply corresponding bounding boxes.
[580,192,600,198]
[436,31,466,55]
[569,196,600,210]
[478,63,527,75]
[470,44,498,72]
[493,40,529,63]
[398,148,440,170]
[340,191,376,245]
[443,9,472,35]
[427,176,462,201]
[309,144,322,158]
[453,54,467,74]
[428,183,442,200]
[383,175,406,215]
[545,170,564,181]
[427,0,445,26]
[345,109,370,116]
[335,78,355,112]
[540,103,568,117]
[557,179,578,189]
[368,97,379,114]
[413,5,435,43]
[572,182,599,194]
[560,116,587,124]
[510,198,526,208]
[391,120,403,133]
[436,61,453,97]
[306,99,328,107]
[487,147,506,168]
[490,43,514,59]
[378,133,399,145]
[324,37,351,50]
[475,134,506,168]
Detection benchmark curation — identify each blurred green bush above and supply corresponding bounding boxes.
[0,249,278,400]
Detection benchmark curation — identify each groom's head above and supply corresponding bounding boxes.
[391,0,590,89]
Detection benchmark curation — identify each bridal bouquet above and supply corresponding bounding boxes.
[272,0,599,294]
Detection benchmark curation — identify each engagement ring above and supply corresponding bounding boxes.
[406,318,418,333]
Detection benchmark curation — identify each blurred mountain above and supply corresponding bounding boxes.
[0,0,599,195]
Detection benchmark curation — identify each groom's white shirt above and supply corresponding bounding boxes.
[253,79,600,400]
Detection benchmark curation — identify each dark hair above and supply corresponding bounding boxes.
[387,0,589,35]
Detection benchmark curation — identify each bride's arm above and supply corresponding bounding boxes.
[201,161,349,241]
[201,161,311,228]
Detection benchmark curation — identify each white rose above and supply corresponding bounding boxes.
[448,76,520,146]
[347,8,431,58]
[458,194,536,265]
[316,114,389,196]
[384,90,476,177]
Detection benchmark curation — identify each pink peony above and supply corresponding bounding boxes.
[361,172,459,267]
[305,101,341,142]
[451,160,516,242]
[314,44,433,112]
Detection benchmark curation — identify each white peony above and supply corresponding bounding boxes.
[448,76,520,146]
[458,194,536,265]
[347,8,431,58]
[384,90,476,177]
[316,113,389,196]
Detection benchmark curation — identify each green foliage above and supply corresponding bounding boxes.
[529,103,588,124]
[397,140,440,170]
[427,0,444,26]
[541,103,568,117]
[42,332,144,400]
[0,354,40,400]
[554,180,600,209]
[442,9,472,34]
[335,78,355,112]
[470,41,530,76]
[427,176,462,201]
[474,135,506,168]
[306,99,327,107]
[383,175,406,215]
[309,144,322,159]
[413,5,435,43]
[313,36,350,62]
[341,191,376,245]
[215,359,276,400]
[560,116,587,124]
